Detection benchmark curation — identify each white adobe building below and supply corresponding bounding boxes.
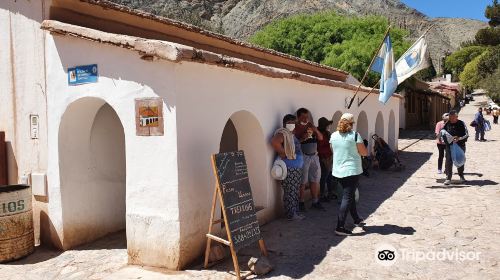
[0,0,400,270]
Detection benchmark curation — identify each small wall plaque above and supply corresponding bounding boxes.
[30,115,39,139]
[135,98,164,136]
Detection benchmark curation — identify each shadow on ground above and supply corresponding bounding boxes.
[6,231,126,265]
[195,150,431,278]
[434,178,498,187]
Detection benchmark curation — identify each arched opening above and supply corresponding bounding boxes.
[375,111,385,140]
[59,97,126,249]
[388,110,396,150]
[330,111,343,132]
[219,111,268,212]
[356,111,369,141]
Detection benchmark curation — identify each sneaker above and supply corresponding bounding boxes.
[444,179,451,185]
[437,169,443,174]
[458,176,466,184]
[299,202,306,212]
[354,218,365,227]
[335,227,352,236]
[288,213,305,221]
[312,202,326,211]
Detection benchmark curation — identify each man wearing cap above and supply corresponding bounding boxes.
[435,113,449,174]
[442,110,469,185]
[295,108,325,211]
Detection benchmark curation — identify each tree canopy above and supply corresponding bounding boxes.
[485,0,500,27]
[459,54,484,90]
[481,67,500,101]
[249,12,410,87]
[444,46,487,77]
[475,27,500,46]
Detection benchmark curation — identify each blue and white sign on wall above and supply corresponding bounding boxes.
[68,64,98,86]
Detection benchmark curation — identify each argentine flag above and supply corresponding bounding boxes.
[395,36,430,85]
[371,35,398,104]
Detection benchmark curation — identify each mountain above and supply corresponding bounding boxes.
[109,0,488,72]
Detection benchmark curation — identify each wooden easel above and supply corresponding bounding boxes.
[204,154,268,280]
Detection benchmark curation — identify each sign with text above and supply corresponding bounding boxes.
[213,151,261,250]
[30,115,39,139]
[68,64,98,86]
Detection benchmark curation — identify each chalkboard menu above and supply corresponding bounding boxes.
[213,151,261,250]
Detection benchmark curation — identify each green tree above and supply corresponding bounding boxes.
[477,45,500,77]
[414,62,437,81]
[444,46,487,77]
[250,12,410,87]
[485,0,500,27]
[481,67,500,101]
[459,54,484,90]
[475,27,500,46]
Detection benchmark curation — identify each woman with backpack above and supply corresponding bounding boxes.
[330,113,368,236]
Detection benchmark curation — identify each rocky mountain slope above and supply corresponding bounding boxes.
[109,0,488,72]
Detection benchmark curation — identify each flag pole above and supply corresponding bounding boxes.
[357,80,380,106]
[347,25,392,109]
[357,24,435,107]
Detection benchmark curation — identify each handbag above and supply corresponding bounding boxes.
[450,143,466,168]
[484,120,491,131]
[470,120,477,127]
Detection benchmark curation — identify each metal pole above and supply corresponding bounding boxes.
[358,80,381,107]
[347,25,392,109]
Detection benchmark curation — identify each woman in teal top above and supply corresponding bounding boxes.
[329,113,368,236]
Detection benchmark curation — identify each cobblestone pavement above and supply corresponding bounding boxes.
[1,94,499,280]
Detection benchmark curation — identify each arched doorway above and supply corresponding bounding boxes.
[356,111,369,142]
[219,111,267,212]
[375,111,385,140]
[331,111,343,132]
[388,110,396,150]
[58,97,126,249]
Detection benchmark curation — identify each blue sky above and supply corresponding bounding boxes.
[401,0,491,21]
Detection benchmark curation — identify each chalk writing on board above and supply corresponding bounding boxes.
[213,151,261,250]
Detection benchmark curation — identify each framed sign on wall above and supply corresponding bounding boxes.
[135,97,164,136]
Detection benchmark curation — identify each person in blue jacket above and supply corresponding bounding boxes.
[474,107,486,141]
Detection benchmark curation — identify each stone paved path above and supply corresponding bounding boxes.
[1,94,499,280]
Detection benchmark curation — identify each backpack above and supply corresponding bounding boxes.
[354,132,371,172]
[374,140,396,170]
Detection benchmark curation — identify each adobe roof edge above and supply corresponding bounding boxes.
[56,0,348,80]
[41,20,402,99]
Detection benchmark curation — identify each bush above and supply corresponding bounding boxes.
[250,12,410,87]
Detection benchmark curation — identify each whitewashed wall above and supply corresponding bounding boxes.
[174,61,400,266]
[0,0,50,246]
[45,35,181,269]
[3,0,400,269]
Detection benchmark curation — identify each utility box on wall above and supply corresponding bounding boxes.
[31,173,47,196]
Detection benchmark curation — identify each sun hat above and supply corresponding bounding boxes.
[340,113,355,123]
[271,159,287,180]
